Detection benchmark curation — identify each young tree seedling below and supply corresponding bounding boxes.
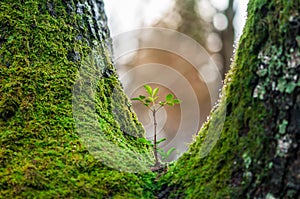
[132,85,181,167]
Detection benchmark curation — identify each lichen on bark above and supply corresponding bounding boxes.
[158,0,300,198]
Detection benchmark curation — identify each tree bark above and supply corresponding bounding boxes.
[0,0,155,198]
[220,0,234,73]
[158,0,300,198]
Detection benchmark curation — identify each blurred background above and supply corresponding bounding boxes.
[103,0,248,161]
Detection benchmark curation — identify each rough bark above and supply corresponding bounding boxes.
[220,0,234,73]
[0,0,155,198]
[158,0,300,198]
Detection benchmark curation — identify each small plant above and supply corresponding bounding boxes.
[132,85,181,167]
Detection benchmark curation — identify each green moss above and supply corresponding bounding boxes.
[0,0,156,198]
[158,0,299,198]
[1,0,298,198]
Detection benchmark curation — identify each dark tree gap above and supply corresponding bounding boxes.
[0,0,299,199]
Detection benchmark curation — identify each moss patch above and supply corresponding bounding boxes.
[0,0,156,198]
[158,0,300,198]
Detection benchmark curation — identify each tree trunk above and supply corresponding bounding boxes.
[1,0,299,198]
[158,0,300,198]
[220,0,234,73]
[0,0,155,198]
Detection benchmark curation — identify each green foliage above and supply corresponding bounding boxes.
[132,85,181,108]
[156,138,167,145]
[158,147,176,162]
[132,85,181,165]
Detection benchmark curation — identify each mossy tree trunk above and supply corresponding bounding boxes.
[0,0,155,198]
[158,0,300,198]
[1,0,299,199]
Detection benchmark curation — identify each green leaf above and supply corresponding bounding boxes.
[154,96,159,102]
[157,147,176,161]
[132,95,146,101]
[147,97,154,102]
[144,85,152,96]
[166,147,175,156]
[167,102,174,106]
[159,101,166,106]
[152,88,159,97]
[139,95,146,100]
[173,99,181,104]
[131,98,141,101]
[143,102,150,107]
[157,138,166,145]
[166,94,173,101]
[145,98,152,103]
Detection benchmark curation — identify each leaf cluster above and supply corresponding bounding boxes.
[158,147,176,161]
[132,85,181,164]
[131,85,181,109]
